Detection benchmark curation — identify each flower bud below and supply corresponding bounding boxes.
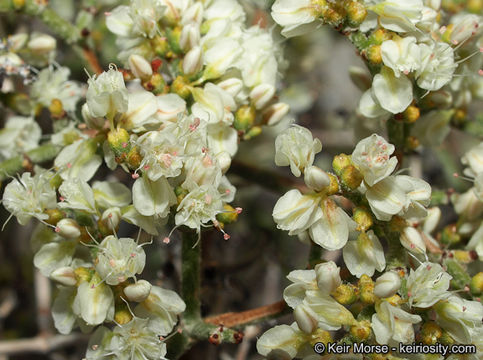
[470,272,483,295]
[400,226,426,255]
[56,218,81,239]
[421,322,443,345]
[332,153,352,175]
[101,207,121,230]
[340,165,363,190]
[50,266,77,286]
[374,271,401,298]
[403,105,420,123]
[294,304,318,334]
[243,126,262,141]
[179,24,200,51]
[128,54,153,80]
[114,307,133,325]
[353,207,373,232]
[423,207,441,234]
[325,173,340,196]
[234,105,256,132]
[172,76,192,99]
[250,84,275,109]
[182,2,203,25]
[441,224,461,246]
[350,320,371,341]
[74,266,92,285]
[216,204,239,224]
[183,46,203,76]
[309,328,332,348]
[331,283,358,305]
[262,102,289,126]
[28,33,56,54]
[450,14,482,44]
[107,127,130,153]
[304,166,331,191]
[315,261,341,293]
[217,78,243,98]
[345,1,367,27]
[367,45,382,64]
[123,279,152,302]
[358,274,375,304]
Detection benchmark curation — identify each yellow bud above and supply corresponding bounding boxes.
[127,147,142,169]
[403,105,420,123]
[405,136,420,151]
[325,173,340,196]
[470,272,483,295]
[341,165,363,190]
[243,126,262,141]
[309,328,332,347]
[358,274,375,304]
[370,29,391,44]
[49,99,65,118]
[385,294,403,306]
[171,76,191,99]
[367,45,382,64]
[452,109,466,126]
[421,322,443,345]
[13,0,25,9]
[453,250,473,264]
[216,204,239,224]
[467,0,482,13]
[146,73,168,95]
[331,284,359,305]
[441,224,461,246]
[114,308,133,325]
[44,209,64,226]
[152,35,169,57]
[441,24,454,43]
[350,320,372,341]
[323,6,345,26]
[234,105,256,132]
[332,153,352,176]
[74,267,92,285]
[353,207,373,232]
[345,1,367,27]
[108,128,129,149]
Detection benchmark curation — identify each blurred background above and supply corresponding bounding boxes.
[0,0,482,359]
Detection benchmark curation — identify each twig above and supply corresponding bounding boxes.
[34,269,52,335]
[0,334,87,355]
[0,143,59,181]
[204,300,287,328]
[181,230,202,321]
[80,46,103,75]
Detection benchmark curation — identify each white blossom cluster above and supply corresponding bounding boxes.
[258,125,483,359]
[1,0,287,359]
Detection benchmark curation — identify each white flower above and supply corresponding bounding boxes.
[95,235,146,285]
[309,198,356,250]
[400,226,427,255]
[124,280,152,302]
[304,165,331,191]
[283,269,317,308]
[369,0,424,32]
[374,271,401,298]
[30,66,82,112]
[183,46,203,75]
[58,178,96,214]
[273,190,322,236]
[136,131,185,180]
[134,285,186,335]
[0,116,41,160]
[406,262,451,308]
[128,54,153,80]
[54,138,102,181]
[343,230,386,278]
[294,303,318,334]
[275,125,322,177]
[416,42,456,91]
[33,240,76,276]
[203,37,242,80]
[314,261,341,294]
[467,223,483,261]
[86,66,128,118]
[175,184,223,232]
[352,134,398,187]
[396,175,431,219]
[381,36,421,77]
[371,301,422,344]
[3,171,56,225]
[365,176,407,221]
[303,290,357,330]
[257,323,304,359]
[461,142,483,178]
[73,276,114,325]
[372,66,413,114]
[271,0,320,38]
[435,295,483,343]
[132,176,176,217]
[411,110,452,147]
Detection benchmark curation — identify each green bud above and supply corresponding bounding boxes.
[441,225,461,246]
[470,272,483,295]
[332,153,352,176]
[341,165,363,190]
[331,283,359,305]
[108,128,130,154]
[353,207,373,232]
[243,126,262,141]
[234,105,256,132]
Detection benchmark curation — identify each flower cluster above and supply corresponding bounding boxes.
[259,125,483,359]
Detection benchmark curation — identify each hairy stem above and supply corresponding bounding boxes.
[0,143,59,181]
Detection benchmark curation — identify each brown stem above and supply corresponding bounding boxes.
[204,300,287,328]
[81,46,103,75]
